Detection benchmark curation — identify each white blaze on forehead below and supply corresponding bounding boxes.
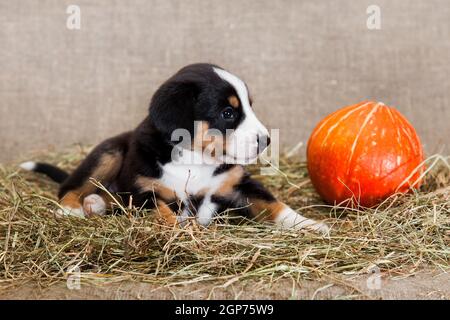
[213,67,269,136]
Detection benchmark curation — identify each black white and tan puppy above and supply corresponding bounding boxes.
[21,63,329,234]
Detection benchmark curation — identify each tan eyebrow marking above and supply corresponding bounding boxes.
[228,95,240,108]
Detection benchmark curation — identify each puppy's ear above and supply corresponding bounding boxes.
[149,79,200,140]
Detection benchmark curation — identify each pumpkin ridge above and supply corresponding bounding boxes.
[308,101,367,145]
[376,155,420,187]
[346,102,381,177]
[392,109,421,153]
[321,101,371,147]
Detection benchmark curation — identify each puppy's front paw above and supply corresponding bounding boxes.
[275,206,330,236]
[306,220,330,236]
[177,208,193,226]
[196,197,216,227]
[55,206,86,218]
[83,194,106,216]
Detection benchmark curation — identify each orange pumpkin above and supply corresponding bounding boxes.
[307,101,424,207]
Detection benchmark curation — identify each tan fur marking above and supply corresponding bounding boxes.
[88,152,123,186]
[60,191,83,209]
[228,95,240,108]
[196,187,209,196]
[248,199,285,222]
[135,176,177,201]
[215,166,245,196]
[193,121,210,151]
[59,151,123,210]
[192,121,226,158]
[156,200,178,225]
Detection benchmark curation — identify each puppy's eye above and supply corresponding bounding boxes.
[221,107,235,120]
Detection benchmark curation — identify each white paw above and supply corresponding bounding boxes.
[83,194,106,216]
[55,206,86,218]
[196,197,217,226]
[305,220,330,236]
[176,209,191,226]
[275,206,330,235]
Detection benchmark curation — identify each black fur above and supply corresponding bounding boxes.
[211,176,276,218]
[32,163,69,184]
[213,164,235,176]
[149,63,246,140]
[235,174,277,203]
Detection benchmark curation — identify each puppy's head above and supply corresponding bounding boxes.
[149,63,270,164]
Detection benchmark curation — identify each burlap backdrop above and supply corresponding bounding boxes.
[1,0,449,163]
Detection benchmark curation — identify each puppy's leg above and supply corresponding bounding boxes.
[155,200,178,225]
[196,195,217,226]
[134,176,181,225]
[195,166,245,226]
[237,176,330,234]
[56,191,86,218]
[57,150,122,217]
[57,134,129,217]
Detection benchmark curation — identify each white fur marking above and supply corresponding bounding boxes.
[19,161,36,171]
[55,206,85,218]
[159,149,229,201]
[83,194,106,216]
[275,206,330,235]
[213,67,268,136]
[177,209,192,226]
[196,196,217,226]
[213,67,269,161]
[159,149,233,226]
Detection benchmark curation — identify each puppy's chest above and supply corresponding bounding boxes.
[158,162,226,200]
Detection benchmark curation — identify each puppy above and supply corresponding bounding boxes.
[21,63,329,234]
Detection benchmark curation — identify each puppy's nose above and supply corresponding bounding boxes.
[257,135,271,152]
